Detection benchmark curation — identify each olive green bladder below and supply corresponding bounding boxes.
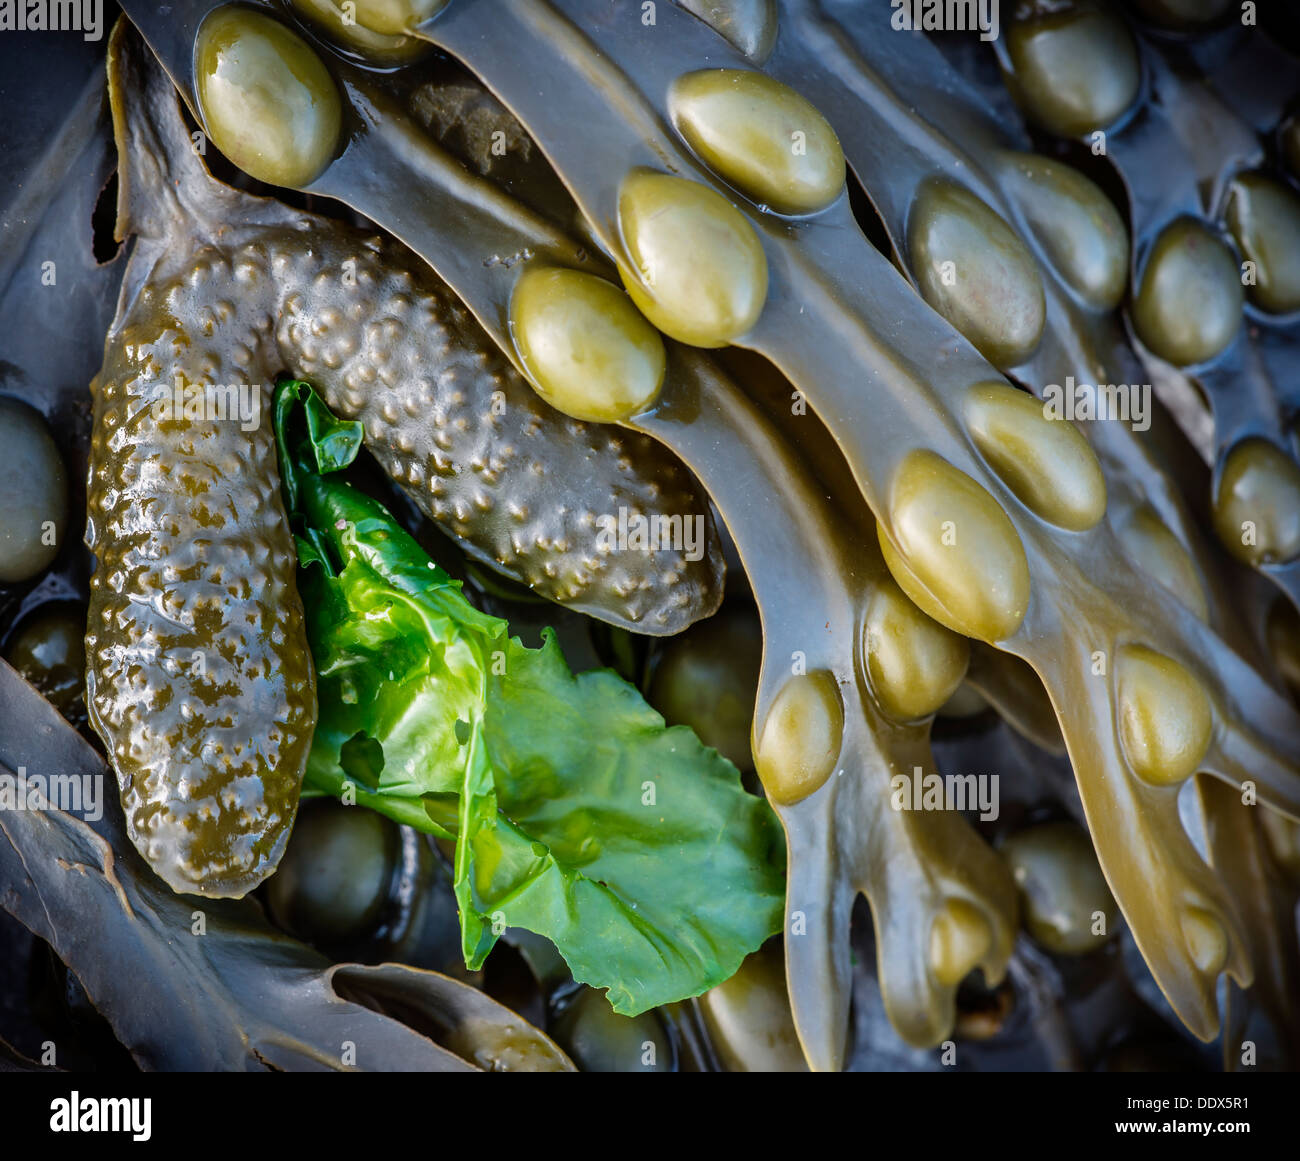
[670,68,845,215]
[1132,218,1244,366]
[860,579,969,723]
[1226,172,1300,315]
[1212,439,1300,567]
[290,0,447,62]
[998,153,1129,311]
[196,6,341,188]
[696,941,807,1072]
[0,396,68,584]
[1003,2,1141,136]
[963,381,1107,532]
[3,603,86,720]
[509,265,666,423]
[549,987,674,1072]
[1113,505,1209,622]
[1115,645,1215,787]
[907,179,1047,368]
[648,603,762,771]
[752,668,843,807]
[617,169,769,348]
[877,450,1032,644]
[1000,822,1117,956]
[265,799,401,945]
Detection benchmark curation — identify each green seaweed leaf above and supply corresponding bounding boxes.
[275,380,784,1014]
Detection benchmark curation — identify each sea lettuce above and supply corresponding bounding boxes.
[274,381,785,1014]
